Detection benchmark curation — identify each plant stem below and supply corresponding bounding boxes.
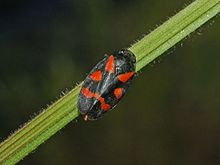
[0,0,219,164]
[130,0,220,71]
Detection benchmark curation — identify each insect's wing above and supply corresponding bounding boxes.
[78,56,109,114]
[93,51,136,118]
[103,63,135,109]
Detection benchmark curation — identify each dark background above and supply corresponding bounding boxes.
[0,0,220,164]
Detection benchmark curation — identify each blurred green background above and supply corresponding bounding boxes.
[0,0,220,164]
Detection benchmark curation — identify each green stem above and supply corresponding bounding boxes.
[0,0,219,164]
[130,0,220,71]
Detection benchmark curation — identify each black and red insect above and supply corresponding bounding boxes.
[77,49,136,120]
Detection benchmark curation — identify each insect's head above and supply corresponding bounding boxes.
[118,49,136,64]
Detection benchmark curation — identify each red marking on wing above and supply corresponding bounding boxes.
[90,70,102,81]
[81,88,94,98]
[105,55,115,73]
[96,95,104,103]
[81,88,111,111]
[93,93,101,100]
[117,72,134,83]
[114,88,124,99]
[94,93,110,111]
[101,103,111,111]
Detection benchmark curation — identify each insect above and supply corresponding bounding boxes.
[77,49,136,120]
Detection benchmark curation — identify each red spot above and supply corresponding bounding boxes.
[90,70,102,81]
[81,88,110,111]
[118,72,134,83]
[105,55,115,73]
[94,93,101,99]
[98,97,105,104]
[81,88,94,98]
[101,103,111,111]
[114,88,124,99]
